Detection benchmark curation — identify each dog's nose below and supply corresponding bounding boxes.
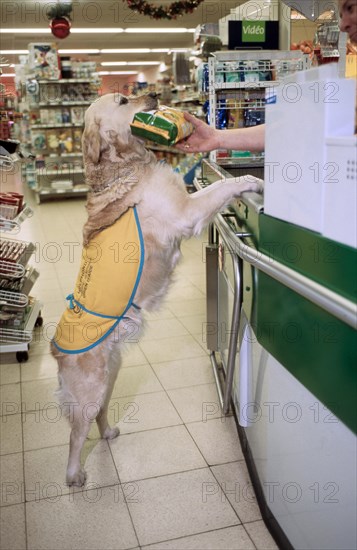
[148,92,158,99]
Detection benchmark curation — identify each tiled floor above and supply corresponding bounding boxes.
[0,180,278,549]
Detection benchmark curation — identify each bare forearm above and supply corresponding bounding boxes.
[216,124,265,152]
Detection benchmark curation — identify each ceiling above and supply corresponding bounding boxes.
[1,0,247,72]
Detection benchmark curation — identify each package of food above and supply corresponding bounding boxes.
[130,107,193,146]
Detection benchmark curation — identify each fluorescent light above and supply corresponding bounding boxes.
[151,49,170,53]
[1,27,193,34]
[101,62,128,66]
[124,28,194,33]
[97,71,138,75]
[101,49,151,53]
[127,61,160,66]
[100,61,160,66]
[0,63,10,67]
[58,49,100,54]
[71,28,123,33]
[1,73,15,77]
[1,29,50,33]
[0,50,28,54]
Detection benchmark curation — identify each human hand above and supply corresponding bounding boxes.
[176,112,220,153]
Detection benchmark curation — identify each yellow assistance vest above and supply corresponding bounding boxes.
[53,207,143,354]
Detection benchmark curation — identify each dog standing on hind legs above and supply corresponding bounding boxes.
[51,92,263,487]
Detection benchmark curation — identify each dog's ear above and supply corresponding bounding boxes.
[82,120,101,164]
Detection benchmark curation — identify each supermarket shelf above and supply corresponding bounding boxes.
[36,168,84,176]
[36,186,89,203]
[0,299,42,354]
[38,79,96,84]
[37,101,93,107]
[32,123,83,129]
[214,81,277,90]
[0,261,25,279]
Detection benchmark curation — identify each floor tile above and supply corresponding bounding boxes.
[109,425,206,483]
[121,343,149,368]
[0,413,23,455]
[140,334,206,364]
[21,377,58,412]
[0,503,26,550]
[21,352,58,381]
[22,407,70,451]
[0,452,24,506]
[112,364,163,399]
[142,525,255,550]
[167,383,222,423]
[186,417,244,465]
[140,317,189,341]
[151,356,214,390]
[26,485,138,550]
[127,468,239,546]
[24,440,119,500]
[108,391,183,435]
[0,362,20,385]
[244,520,279,550]
[166,281,204,302]
[211,461,262,523]
[177,313,207,336]
[0,383,21,416]
[167,298,206,318]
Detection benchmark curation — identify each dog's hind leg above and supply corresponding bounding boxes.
[96,358,121,440]
[66,407,94,487]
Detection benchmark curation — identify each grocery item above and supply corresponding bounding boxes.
[130,107,194,146]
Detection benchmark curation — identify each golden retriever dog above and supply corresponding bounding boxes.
[51,92,263,486]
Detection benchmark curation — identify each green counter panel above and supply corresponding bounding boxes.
[256,214,357,434]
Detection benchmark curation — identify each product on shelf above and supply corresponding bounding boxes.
[28,43,61,80]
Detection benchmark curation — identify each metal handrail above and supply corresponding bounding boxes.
[214,211,357,331]
[194,178,356,330]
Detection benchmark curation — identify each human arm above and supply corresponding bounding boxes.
[176,111,265,153]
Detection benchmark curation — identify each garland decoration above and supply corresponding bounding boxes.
[124,0,205,20]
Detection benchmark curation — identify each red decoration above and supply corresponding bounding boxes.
[50,16,71,39]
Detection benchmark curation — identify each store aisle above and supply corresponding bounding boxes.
[0,187,278,550]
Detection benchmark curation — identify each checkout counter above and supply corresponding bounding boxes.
[196,63,357,549]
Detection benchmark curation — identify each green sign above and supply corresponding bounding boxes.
[242,20,266,43]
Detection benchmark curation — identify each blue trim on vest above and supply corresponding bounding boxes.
[53,206,144,354]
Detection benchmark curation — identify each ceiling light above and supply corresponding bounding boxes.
[58,49,100,54]
[124,28,194,33]
[1,29,50,33]
[101,62,128,66]
[71,28,123,33]
[1,27,193,34]
[151,49,171,53]
[127,61,161,66]
[101,61,161,66]
[0,73,15,77]
[101,49,151,54]
[0,50,28,55]
[97,71,138,75]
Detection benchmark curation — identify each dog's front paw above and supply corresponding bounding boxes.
[103,426,120,440]
[66,468,87,487]
[246,176,264,194]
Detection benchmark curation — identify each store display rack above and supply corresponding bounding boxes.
[24,76,99,203]
[207,50,309,166]
[0,230,42,361]
[0,152,42,362]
